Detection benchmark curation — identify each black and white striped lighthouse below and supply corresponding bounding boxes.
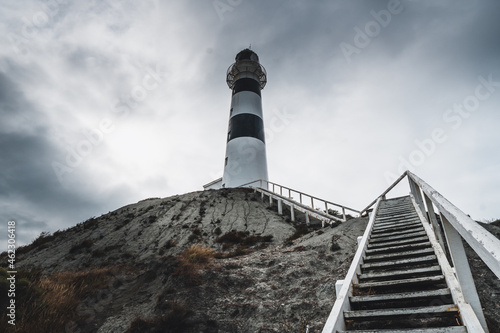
[221,49,269,188]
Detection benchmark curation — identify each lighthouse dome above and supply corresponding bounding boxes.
[235,49,259,62]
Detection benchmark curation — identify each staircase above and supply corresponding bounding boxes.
[342,195,464,332]
[322,171,500,333]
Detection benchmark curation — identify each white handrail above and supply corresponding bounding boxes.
[359,171,408,215]
[238,179,361,218]
[407,171,500,279]
[256,186,344,223]
[410,193,486,332]
[322,197,382,333]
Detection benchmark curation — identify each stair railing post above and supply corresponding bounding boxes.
[408,178,425,214]
[278,199,283,215]
[290,204,295,222]
[423,193,447,255]
[311,197,314,209]
[342,207,346,221]
[439,212,488,331]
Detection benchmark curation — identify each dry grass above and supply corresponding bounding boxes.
[173,245,215,286]
[0,267,113,332]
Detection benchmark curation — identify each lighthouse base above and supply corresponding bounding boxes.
[222,137,268,188]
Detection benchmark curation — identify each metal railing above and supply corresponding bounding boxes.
[238,179,360,222]
[323,170,500,332]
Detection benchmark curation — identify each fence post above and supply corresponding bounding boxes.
[440,213,488,331]
[278,199,283,215]
[342,207,346,221]
[290,204,295,222]
[305,213,310,226]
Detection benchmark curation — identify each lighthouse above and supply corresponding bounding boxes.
[202,49,269,190]
[221,49,269,188]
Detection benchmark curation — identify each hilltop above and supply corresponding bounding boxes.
[1,187,499,332]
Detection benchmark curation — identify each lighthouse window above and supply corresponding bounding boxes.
[225,157,228,166]
[230,108,233,116]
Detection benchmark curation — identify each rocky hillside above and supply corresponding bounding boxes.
[1,188,498,332]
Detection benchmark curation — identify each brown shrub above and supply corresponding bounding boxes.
[173,245,214,286]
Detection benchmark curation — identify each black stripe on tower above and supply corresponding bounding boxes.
[227,113,265,143]
[232,78,261,97]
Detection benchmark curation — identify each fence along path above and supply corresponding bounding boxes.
[239,179,360,225]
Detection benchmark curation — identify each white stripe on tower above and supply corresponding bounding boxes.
[222,49,269,188]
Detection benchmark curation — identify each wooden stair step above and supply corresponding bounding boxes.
[354,275,445,290]
[344,304,459,320]
[337,326,467,333]
[359,265,442,281]
[369,231,427,244]
[372,220,422,231]
[378,202,413,209]
[364,248,435,262]
[371,225,423,236]
[361,255,437,270]
[373,217,421,228]
[375,213,418,222]
[350,288,451,304]
[365,241,431,255]
[367,236,429,249]
[370,227,424,239]
[375,210,415,218]
[373,219,422,230]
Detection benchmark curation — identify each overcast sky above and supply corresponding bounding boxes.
[1,0,499,248]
